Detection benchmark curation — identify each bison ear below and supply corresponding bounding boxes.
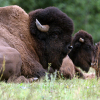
[36,19,49,32]
[79,38,84,43]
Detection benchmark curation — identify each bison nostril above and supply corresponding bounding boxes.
[68,46,73,50]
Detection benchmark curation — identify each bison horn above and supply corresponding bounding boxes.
[36,19,49,32]
[79,38,84,42]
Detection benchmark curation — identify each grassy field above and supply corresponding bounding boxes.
[0,69,100,100]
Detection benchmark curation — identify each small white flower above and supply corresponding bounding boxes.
[87,86,89,89]
[20,86,27,89]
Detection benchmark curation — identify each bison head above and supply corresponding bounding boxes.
[29,7,74,70]
[69,30,94,72]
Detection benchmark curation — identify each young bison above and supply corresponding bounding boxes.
[59,55,75,79]
[47,55,85,79]
[69,30,94,72]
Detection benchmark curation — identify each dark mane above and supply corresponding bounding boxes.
[29,7,74,36]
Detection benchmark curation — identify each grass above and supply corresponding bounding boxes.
[0,69,100,100]
[0,56,5,80]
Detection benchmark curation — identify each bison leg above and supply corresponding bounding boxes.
[0,47,22,81]
[7,75,39,83]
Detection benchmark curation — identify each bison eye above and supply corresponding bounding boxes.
[74,42,81,48]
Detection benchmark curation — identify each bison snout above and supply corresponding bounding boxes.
[62,45,73,55]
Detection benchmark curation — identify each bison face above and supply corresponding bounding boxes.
[91,44,98,69]
[69,30,94,72]
[29,7,74,70]
[45,29,73,70]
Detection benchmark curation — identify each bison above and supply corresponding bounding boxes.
[91,42,100,78]
[68,30,95,72]
[47,55,85,79]
[0,5,74,82]
[60,55,85,79]
[59,55,75,79]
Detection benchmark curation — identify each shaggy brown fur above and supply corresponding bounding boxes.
[7,75,38,83]
[0,5,45,81]
[59,55,75,79]
[0,5,74,82]
[60,56,85,79]
[0,46,22,81]
[47,55,85,79]
[29,7,74,70]
[91,42,100,78]
[69,30,94,72]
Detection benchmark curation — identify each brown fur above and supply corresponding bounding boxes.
[60,56,85,79]
[0,5,74,82]
[69,30,94,72]
[59,55,75,79]
[0,47,22,81]
[91,42,100,78]
[7,75,38,83]
[0,5,45,81]
[29,7,74,70]
[47,55,85,79]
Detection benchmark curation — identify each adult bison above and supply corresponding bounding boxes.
[0,5,74,82]
[91,42,100,78]
[68,30,94,72]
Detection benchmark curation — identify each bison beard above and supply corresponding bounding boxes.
[0,5,74,82]
[69,30,94,72]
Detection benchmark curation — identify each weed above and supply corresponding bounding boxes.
[0,56,5,80]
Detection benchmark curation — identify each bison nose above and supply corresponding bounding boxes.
[68,45,73,50]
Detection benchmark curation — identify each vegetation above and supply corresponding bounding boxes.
[0,1,100,99]
[0,71,100,100]
[0,68,100,100]
[0,0,100,43]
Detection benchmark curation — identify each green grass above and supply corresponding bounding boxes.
[0,70,100,100]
